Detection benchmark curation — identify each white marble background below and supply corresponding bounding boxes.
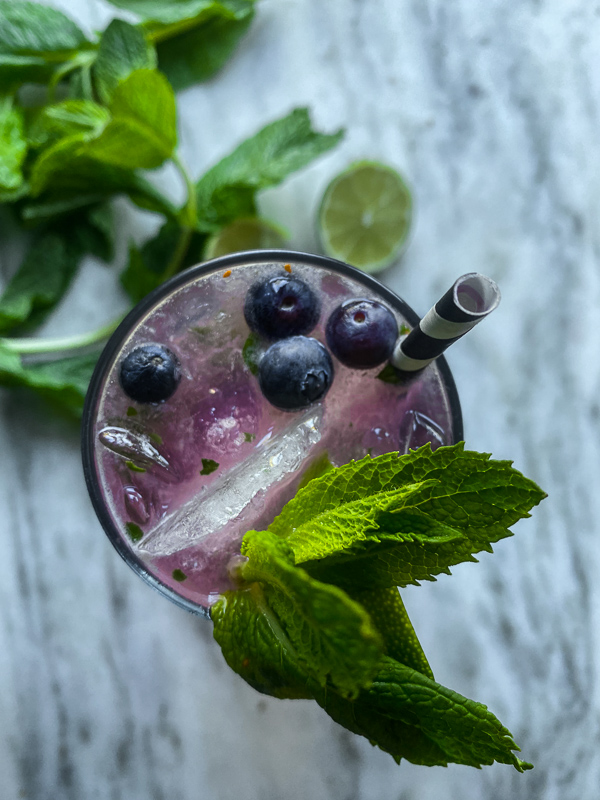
[1,0,599,798]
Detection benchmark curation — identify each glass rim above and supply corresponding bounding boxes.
[81,249,463,618]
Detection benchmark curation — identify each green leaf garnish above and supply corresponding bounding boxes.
[0,232,79,333]
[120,222,206,303]
[153,4,255,92]
[241,331,262,375]
[376,363,402,385]
[125,460,146,473]
[269,443,546,591]
[172,568,187,582]
[86,69,177,170]
[0,1,89,59]
[243,432,256,443]
[200,458,219,475]
[0,345,99,418]
[211,444,545,770]
[27,100,109,149]
[195,108,344,231]
[212,530,383,699]
[93,19,156,104]
[103,1,256,92]
[125,521,144,542]
[314,657,532,771]
[0,96,27,195]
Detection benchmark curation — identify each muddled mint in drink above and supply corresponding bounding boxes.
[88,256,458,610]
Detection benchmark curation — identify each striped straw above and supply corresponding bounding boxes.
[391,273,500,374]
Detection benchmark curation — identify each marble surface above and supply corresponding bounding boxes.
[1,0,599,798]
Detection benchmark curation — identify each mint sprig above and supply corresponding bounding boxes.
[211,444,545,770]
[0,1,342,418]
[269,443,546,591]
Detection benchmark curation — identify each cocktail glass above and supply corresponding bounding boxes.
[82,251,462,618]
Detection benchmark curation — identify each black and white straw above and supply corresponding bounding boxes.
[391,273,500,374]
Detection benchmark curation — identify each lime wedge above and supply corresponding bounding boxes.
[318,161,412,273]
[204,217,288,260]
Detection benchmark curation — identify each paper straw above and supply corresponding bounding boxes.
[391,273,500,373]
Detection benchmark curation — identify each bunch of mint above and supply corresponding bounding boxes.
[0,0,342,417]
[211,443,546,771]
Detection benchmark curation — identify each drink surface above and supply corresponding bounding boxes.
[87,256,458,610]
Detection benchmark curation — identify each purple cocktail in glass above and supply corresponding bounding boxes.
[82,251,462,616]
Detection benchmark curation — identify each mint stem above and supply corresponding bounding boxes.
[162,153,198,281]
[1,317,121,355]
[48,51,97,104]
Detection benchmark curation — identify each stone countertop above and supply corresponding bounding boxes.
[1,1,599,798]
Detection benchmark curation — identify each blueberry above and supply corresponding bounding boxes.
[258,337,333,411]
[119,344,181,404]
[326,299,398,369]
[244,275,320,339]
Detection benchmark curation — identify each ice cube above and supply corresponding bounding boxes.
[137,406,323,556]
[98,426,171,472]
[399,410,446,453]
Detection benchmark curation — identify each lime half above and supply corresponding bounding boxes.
[318,161,412,273]
[204,217,288,260]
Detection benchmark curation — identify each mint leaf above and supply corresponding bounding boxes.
[30,70,177,188]
[20,193,108,224]
[376,363,402,385]
[121,243,159,303]
[312,657,532,770]
[342,656,532,771]
[77,203,115,262]
[0,232,79,333]
[106,0,251,29]
[211,583,316,700]
[125,521,144,542]
[0,1,89,91]
[93,20,157,105]
[269,444,546,591]
[241,331,262,375]
[0,96,27,194]
[30,133,134,196]
[314,687,448,767]
[0,55,53,91]
[28,131,176,219]
[0,1,88,59]
[124,174,180,218]
[86,69,177,170]
[156,6,254,91]
[200,458,219,475]
[352,588,433,680]
[0,346,98,418]
[195,108,344,231]
[120,222,206,302]
[212,530,383,699]
[0,202,115,334]
[107,0,255,92]
[27,100,109,149]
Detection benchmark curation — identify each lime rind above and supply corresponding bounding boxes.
[204,217,289,260]
[318,161,412,273]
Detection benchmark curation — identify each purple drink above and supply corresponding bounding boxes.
[82,251,462,615]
